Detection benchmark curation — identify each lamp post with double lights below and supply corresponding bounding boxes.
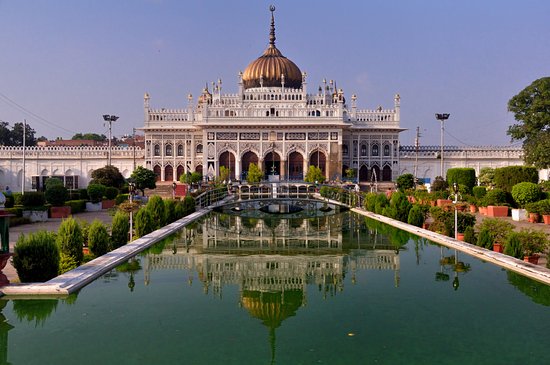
[435,113,450,178]
[103,114,119,166]
[128,182,136,242]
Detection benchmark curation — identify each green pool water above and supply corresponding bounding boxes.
[1,211,550,365]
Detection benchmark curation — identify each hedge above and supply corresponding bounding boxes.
[494,166,538,192]
[65,200,87,214]
[446,168,476,194]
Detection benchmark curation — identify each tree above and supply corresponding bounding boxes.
[89,165,125,188]
[478,167,495,187]
[218,166,229,183]
[246,163,263,184]
[72,133,107,141]
[396,173,414,192]
[10,122,37,146]
[304,165,325,183]
[0,121,10,145]
[131,166,156,196]
[507,77,550,169]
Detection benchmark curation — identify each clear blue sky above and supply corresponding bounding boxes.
[0,0,548,147]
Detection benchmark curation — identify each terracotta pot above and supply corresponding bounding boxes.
[528,213,540,223]
[493,243,504,253]
[524,255,539,265]
[83,247,90,255]
[422,222,430,230]
[487,205,509,217]
[456,205,465,212]
[469,205,477,213]
[479,207,487,215]
[456,233,465,241]
[437,199,452,207]
[543,215,550,225]
[102,199,116,209]
[50,205,71,219]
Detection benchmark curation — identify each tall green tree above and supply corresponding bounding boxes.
[90,165,125,188]
[304,165,325,183]
[507,77,550,169]
[246,163,263,184]
[9,122,37,146]
[0,121,10,145]
[131,166,156,196]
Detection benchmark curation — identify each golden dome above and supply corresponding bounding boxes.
[242,6,302,90]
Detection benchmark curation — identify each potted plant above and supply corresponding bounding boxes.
[101,186,119,209]
[455,212,476,241]
[525,202,541,223]
[86,184,106,211]
[45,182,71,218]
[482,188,509,217]
[536,199,550,224]
[518,229,548,264]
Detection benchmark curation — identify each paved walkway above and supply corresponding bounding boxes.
[2,210,113,284]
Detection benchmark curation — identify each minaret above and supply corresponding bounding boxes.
[238,71,244,96]
[144,92,150,125]
[351,94,357,120]
[187,93,194,121]
[394,93,401,123]
[302,72,307,96]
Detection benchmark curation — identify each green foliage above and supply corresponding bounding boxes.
[45,184,69,206]
[79,188,89,200]
[13,231,59,282]
[183,196,196,215]
[516,229,548,256]
[87,184,106,203]
[164,199,177,224]
[56,217,84,265]
[477,218,514,245]
[89,165,125,188]
[146,196,166,229]
[59,253,78,274]
[44,177,63,189]
[115,193,129,205]
[131,166,157,195]
[507,271,550,306]
[2,192,14,208]
[71,132,106,141]
[482,188,507,206]
[218,165,230,183]
[472,186,487,199]
[493,166,539,192]
[304,165,325,183]
[431,176,448,192]
[364,192,377,212]
[374,193,389,215]
[407,205,426,227]
[428,206,453,236]
[504,232,523,259]
[396,173,414,192]
[104,186,119,200]
[446,168,476,194]
[511,182,542,208]
[88,219,110,257]
[180,171,203,185]
[477,228,493,249]
[65,199,86,214]
[456,212,476,233]
[507,77,550,169]
[534,199,550,215]
[463,226,476,244]
[20,191,46,207]
[386,191,412,222]
[12,299,58,327]
[246,163,263,184]
[111,211,130,249]
[135,208,155,238]
[345,168,357,179]
[478,167,495,187]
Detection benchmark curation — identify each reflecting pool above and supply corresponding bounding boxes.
[2,211,550,364]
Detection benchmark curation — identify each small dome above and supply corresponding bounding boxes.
[242,6,302,90]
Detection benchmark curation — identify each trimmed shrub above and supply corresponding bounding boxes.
[494,166,538,192]
[68,190,81,200]
[463,226,476,244]
[87,184,106,203]
[511,182,542,208]
[446,168,476,194]
[3,192,14,208]
[13,231,59,282]
[111,211,130,249]
[431,176,448,192]
[482,188,507,206]
[13,192,23,206]
[364,192,377,212]
[88,219,110,257]
[183,196,195,215]
[407,205,425,227]
[477,218,514,247]
[79,188,89,200]
[20,191,46,207]
[396,173,415,192]
[164,199,177,224]
[146,196,166,229]
[115,193,129,205]
[387,191,412,222]
[5,207,23,217]
[135,208,155,238]
[45,184,69,206]
[374,194,389,215]
[104,186,119,200]
[56,217,84,265]
[65,200,86,214]
[59,253,78,274]
[472,186,487,199]
[477,228,493,249]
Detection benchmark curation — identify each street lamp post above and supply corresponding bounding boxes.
[128,182,135,242]
[435,113,450,178]
[103,114,119,166]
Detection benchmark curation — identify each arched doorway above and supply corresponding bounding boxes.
[382,165,392,182]
[264,151,281,179]
[164,165,173,181]
[195,165,203,175]
[309,150,326,176]
[359,165,369,182]
[153,165,161,182]
[288,151,303,180]
[241,151,259,181]
[176,165,185,182]
[219,151,236,180]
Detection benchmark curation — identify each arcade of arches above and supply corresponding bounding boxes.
[342,164,393,183]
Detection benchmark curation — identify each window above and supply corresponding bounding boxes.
[196,144,203,154]
[361,144,367,156]
[154,144,160,156]
[165,144,172,156]
[177,144,184,156]
[342,144,348,155]
[384,144,390,156]
[372,145,379,157]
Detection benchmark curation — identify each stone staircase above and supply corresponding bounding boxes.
[145,182,176,198]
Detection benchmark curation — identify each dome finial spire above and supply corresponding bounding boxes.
[269,5,276,46]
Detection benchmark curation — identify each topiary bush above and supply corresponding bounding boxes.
[477,217,513,247]
[164,199,177,224]
[482,188,507,206]
[183,196,196,215]
[115,193,129,205]
[87,184,106,203]
[407,205,425,227]
[13,231,59,282]
[494,166,539,192]
[511,182,542,208]
[472,186,487,199]
[504,231,523,259]
[20,191,46,207]
[65,200,86,214]
[396,173,415,192]
[463,226,476,244]
[135,208,155,238]
[56,217,84,265]
[104,186,119,200]
[446,168,476,194]
[88,219,110,257]
[45,184,69,207]
[431,176,448,192]
[111,211,130,249]
[476,228,493,249]
[59,253,78,274]
[146,196,166,229]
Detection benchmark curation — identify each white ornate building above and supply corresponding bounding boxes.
[142,7,402,184]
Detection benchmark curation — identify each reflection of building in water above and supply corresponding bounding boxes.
[0,301,13,365]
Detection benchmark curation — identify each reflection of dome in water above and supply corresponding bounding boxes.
[242,6,302,90]
[241,290,304,329]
